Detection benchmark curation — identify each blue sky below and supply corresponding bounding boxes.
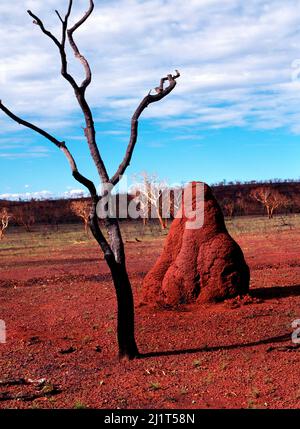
[1,0,300,199]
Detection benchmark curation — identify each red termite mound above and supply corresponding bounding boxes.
[141,182,250,307]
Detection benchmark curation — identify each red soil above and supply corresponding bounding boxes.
[0,228,300,409]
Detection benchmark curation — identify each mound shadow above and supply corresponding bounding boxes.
[250,284,300,300]
[139,284,300,359]
[4,257,101,268]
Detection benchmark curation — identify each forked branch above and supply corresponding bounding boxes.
[67,0,94,91]
[110,70,180,186]
[0,101,114,256]
[27,9,78,91]
[28,1,93,92]
[26,2,179,188]
[27,2,109,184]
[0,100,93,196]
[27,10,61,49]
[0,0,180,361]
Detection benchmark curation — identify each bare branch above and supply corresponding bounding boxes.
[0,208,10,240]
[27,9,78,91]
[67,0,94,90]
[0,100,93,195]
[60,1,73,49]
[64,158,112,255]
[55,10,64,24]
[68,0,94,33]
[110,70,180,186]
[65,0,73,21]
[60,146,97,196]
[27,10,61,50]
[133,172,169,230]
[0,100,63,149]
[26,4,108,184]
[0,99,113,254]
[250,186,289,219]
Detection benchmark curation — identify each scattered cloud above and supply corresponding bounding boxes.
[0,190,53,200]
[0,187,87,200]
[63,189,86,198]
[0,144,50,159]
[175,134,204,141]
[1,0,300,139]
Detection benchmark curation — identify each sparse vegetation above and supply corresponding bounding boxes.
[12,203,35,232]
[149,382,161,391]
[73,401,87,409]
[192,359,202,368]
[70,200,91,235]
[251,387,260,399]
[0,208,10,240]
[250,187,289,219]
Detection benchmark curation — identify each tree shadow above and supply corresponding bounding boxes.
[139,284,300,359]
[139,333,291,359]
[250,284,300,300]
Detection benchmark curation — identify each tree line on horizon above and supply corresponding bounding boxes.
[0,180,299,239]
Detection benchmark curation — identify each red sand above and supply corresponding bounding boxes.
[0,228,300,408]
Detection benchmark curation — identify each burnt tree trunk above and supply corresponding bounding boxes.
[90,211,139,360]
[106,219,139,359]
[84,219,90,236]
[157,210,167,230]
[109,261,139,359]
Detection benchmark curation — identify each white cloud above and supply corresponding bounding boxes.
[63,189,86,198]
[0,190,53,200]
[0,142,51,159]
[0,0,300,139]
[0,187,87,200]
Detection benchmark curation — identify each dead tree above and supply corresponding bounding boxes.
[133,173,169,230]
[250,186,289,219]
[0,1,179,360]
[172,186,184,217]
[235,191,247,215]
[13,203,35,232]
[70,199,91,234]
[221,198,235,218]
[0,208,10,240]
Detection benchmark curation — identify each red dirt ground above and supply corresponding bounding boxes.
[0,227,300,409]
